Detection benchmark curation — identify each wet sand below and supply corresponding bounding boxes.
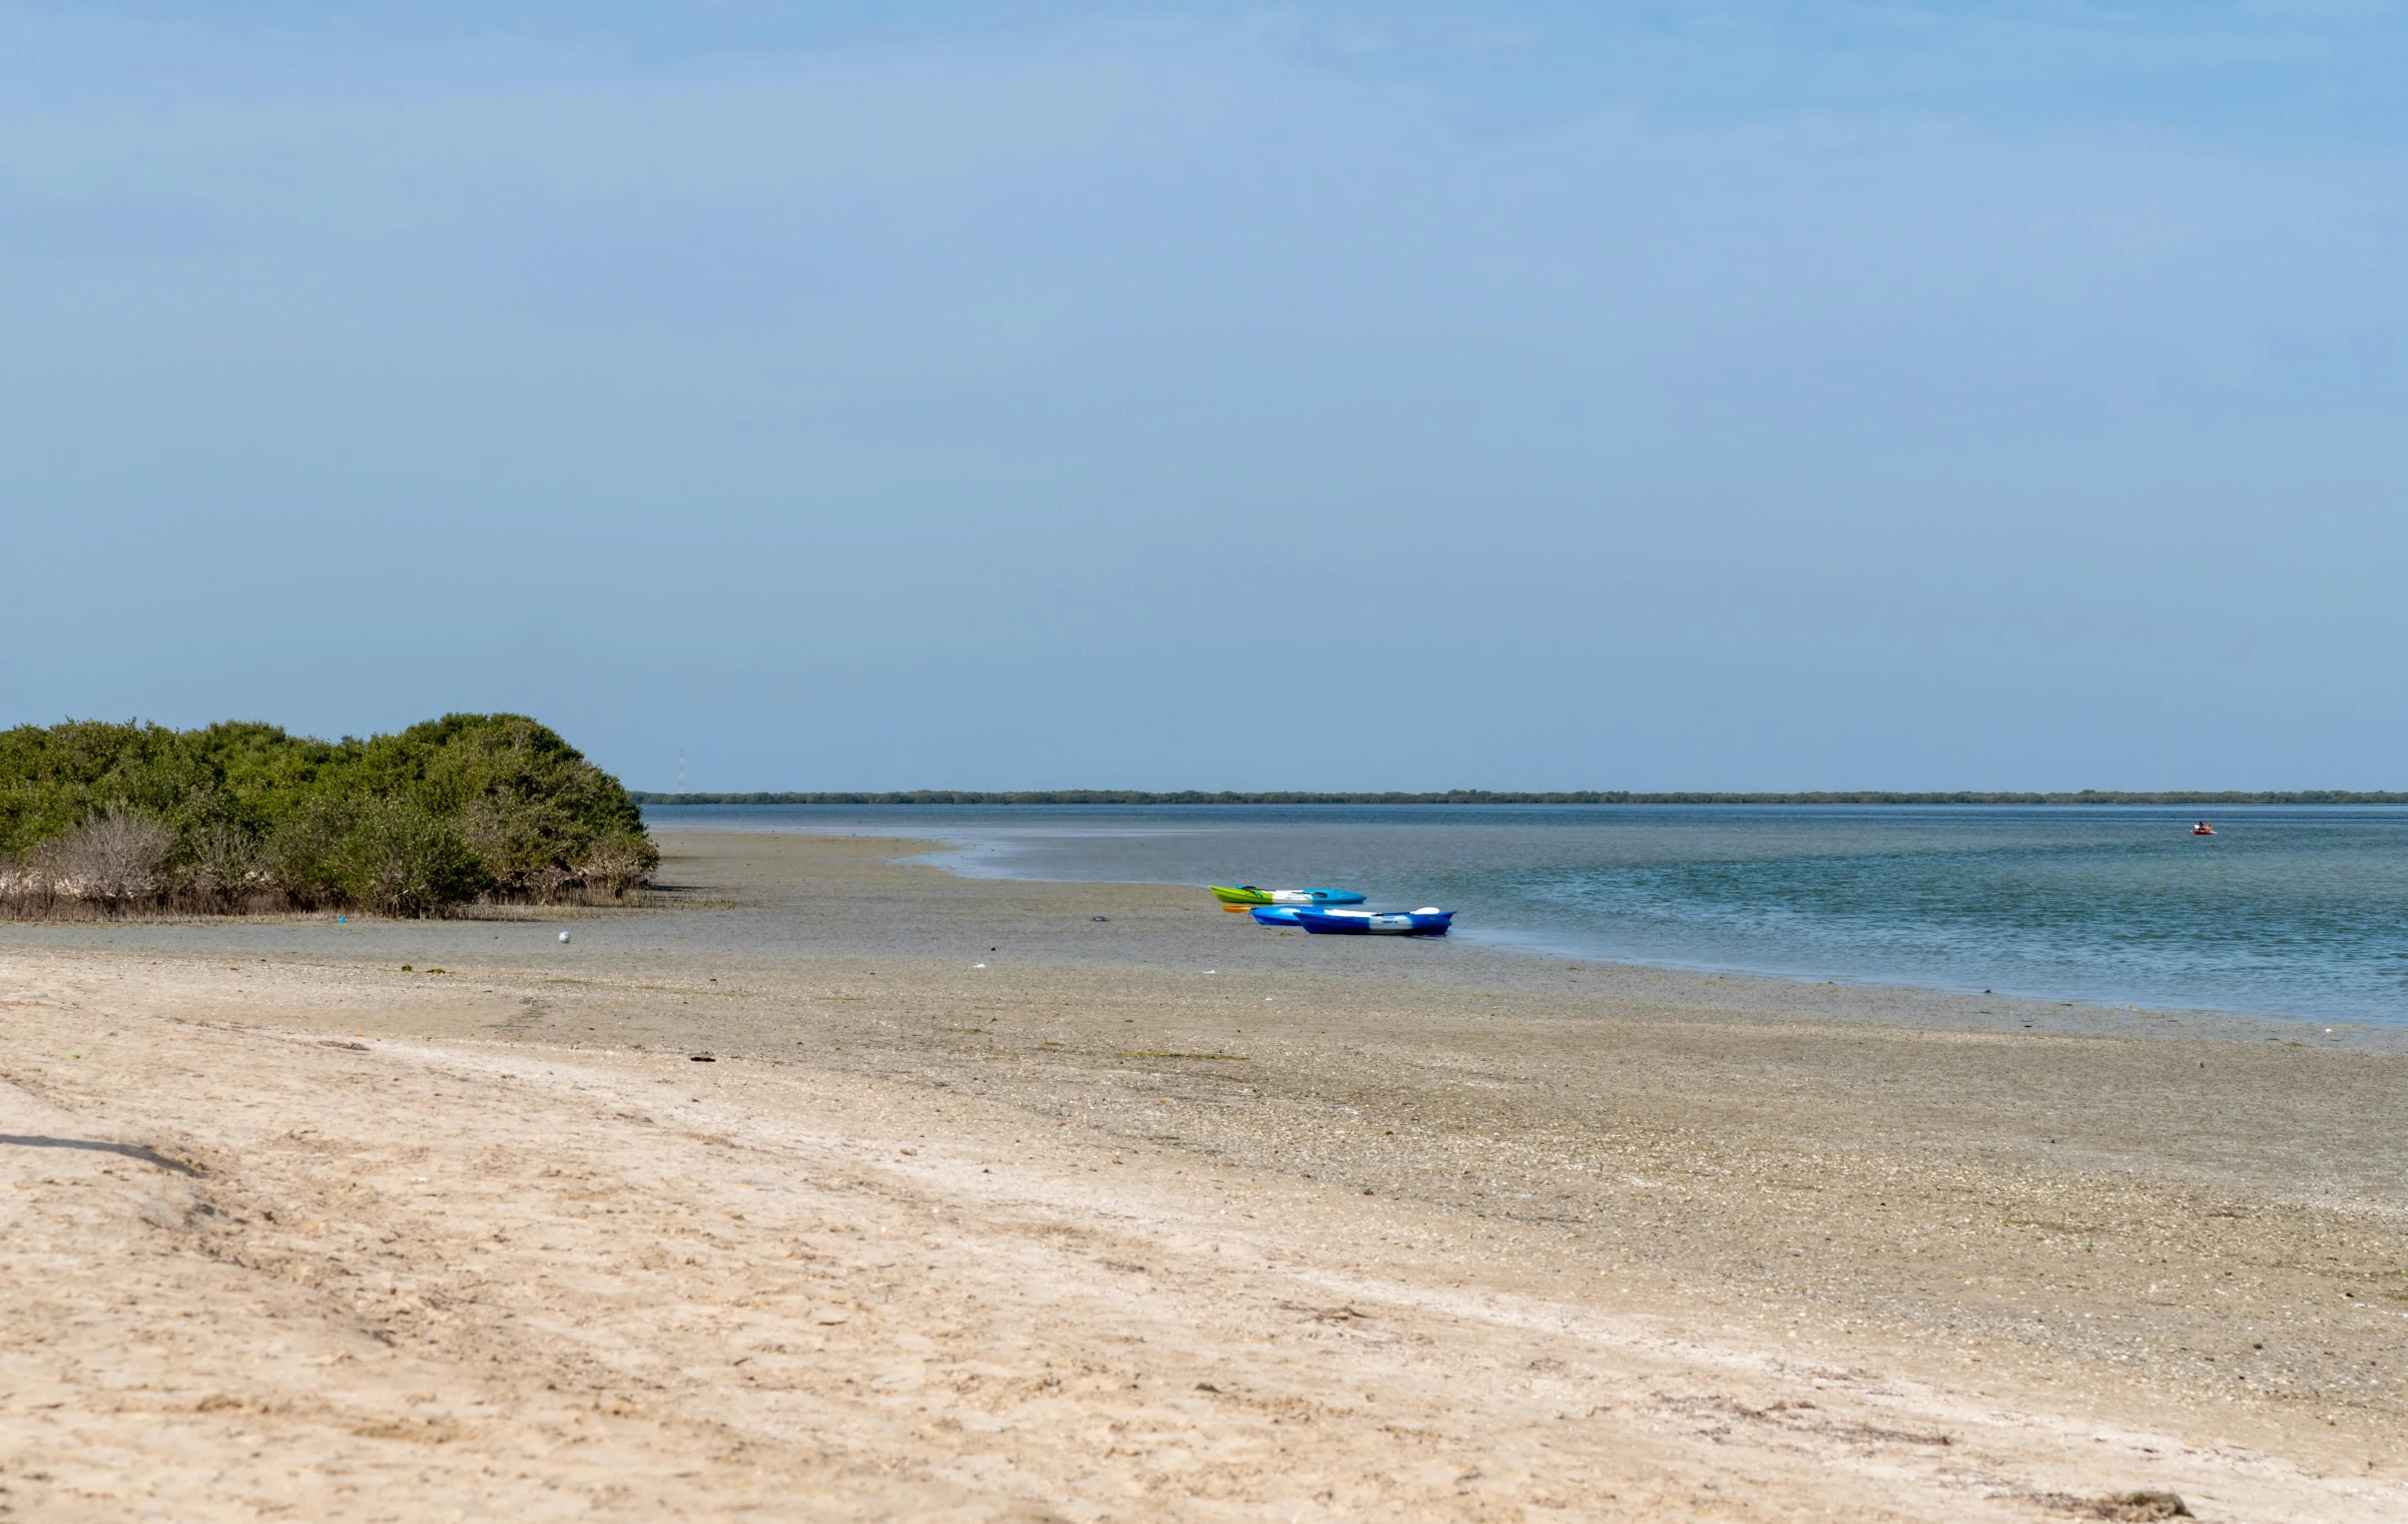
[2,829,2404,1520]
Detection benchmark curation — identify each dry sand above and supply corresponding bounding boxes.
[2,829,2404,1521]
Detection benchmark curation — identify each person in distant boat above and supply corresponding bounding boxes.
[2193,821,2215,835]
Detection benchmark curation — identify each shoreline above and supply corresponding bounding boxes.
[4,821,2398,1051]
[724,819,2408,1052]
[5,828,2405,1519]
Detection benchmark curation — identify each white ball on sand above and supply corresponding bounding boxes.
[558,931,570,943]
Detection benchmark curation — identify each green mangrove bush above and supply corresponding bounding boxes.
[0,714,657,918]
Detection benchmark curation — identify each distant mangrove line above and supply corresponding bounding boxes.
[633,788,2408,806]
[3,715,657,919]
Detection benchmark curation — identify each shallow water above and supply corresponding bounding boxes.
[644,804,2408,1024]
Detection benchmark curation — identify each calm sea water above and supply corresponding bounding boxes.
[645,804,2408,1024]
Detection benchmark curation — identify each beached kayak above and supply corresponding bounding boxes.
[1293,907,1455,936]
[1211,885,1367,907]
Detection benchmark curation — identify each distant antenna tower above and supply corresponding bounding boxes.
[677,749,687,791]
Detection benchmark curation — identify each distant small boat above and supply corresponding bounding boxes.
[1293,907,1455,937]
[1211,884,1367,909]
[2192,822,2216,836]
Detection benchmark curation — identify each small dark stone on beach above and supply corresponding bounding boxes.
[2040,1492,2189,1522]
[2096,1493,2190,1521]
[1093,916,1109,922]
[1195,1381,1220,1392]
[689,1054,716,1063]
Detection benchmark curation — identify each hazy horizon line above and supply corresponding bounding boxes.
[630,789,2408,806]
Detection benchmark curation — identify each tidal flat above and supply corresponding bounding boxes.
[2,829,2402,1520]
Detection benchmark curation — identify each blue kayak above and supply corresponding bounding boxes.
[1293,907,1455,937]
[1248,905,1309,926]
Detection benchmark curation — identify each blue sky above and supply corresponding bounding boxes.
[6,3,2405,789]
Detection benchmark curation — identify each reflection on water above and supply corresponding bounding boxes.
[646,804,2408,1024]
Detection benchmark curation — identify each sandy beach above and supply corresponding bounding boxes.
[3,828,2404,1521]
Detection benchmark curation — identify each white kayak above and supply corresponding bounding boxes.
[1293,907,1455,936]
